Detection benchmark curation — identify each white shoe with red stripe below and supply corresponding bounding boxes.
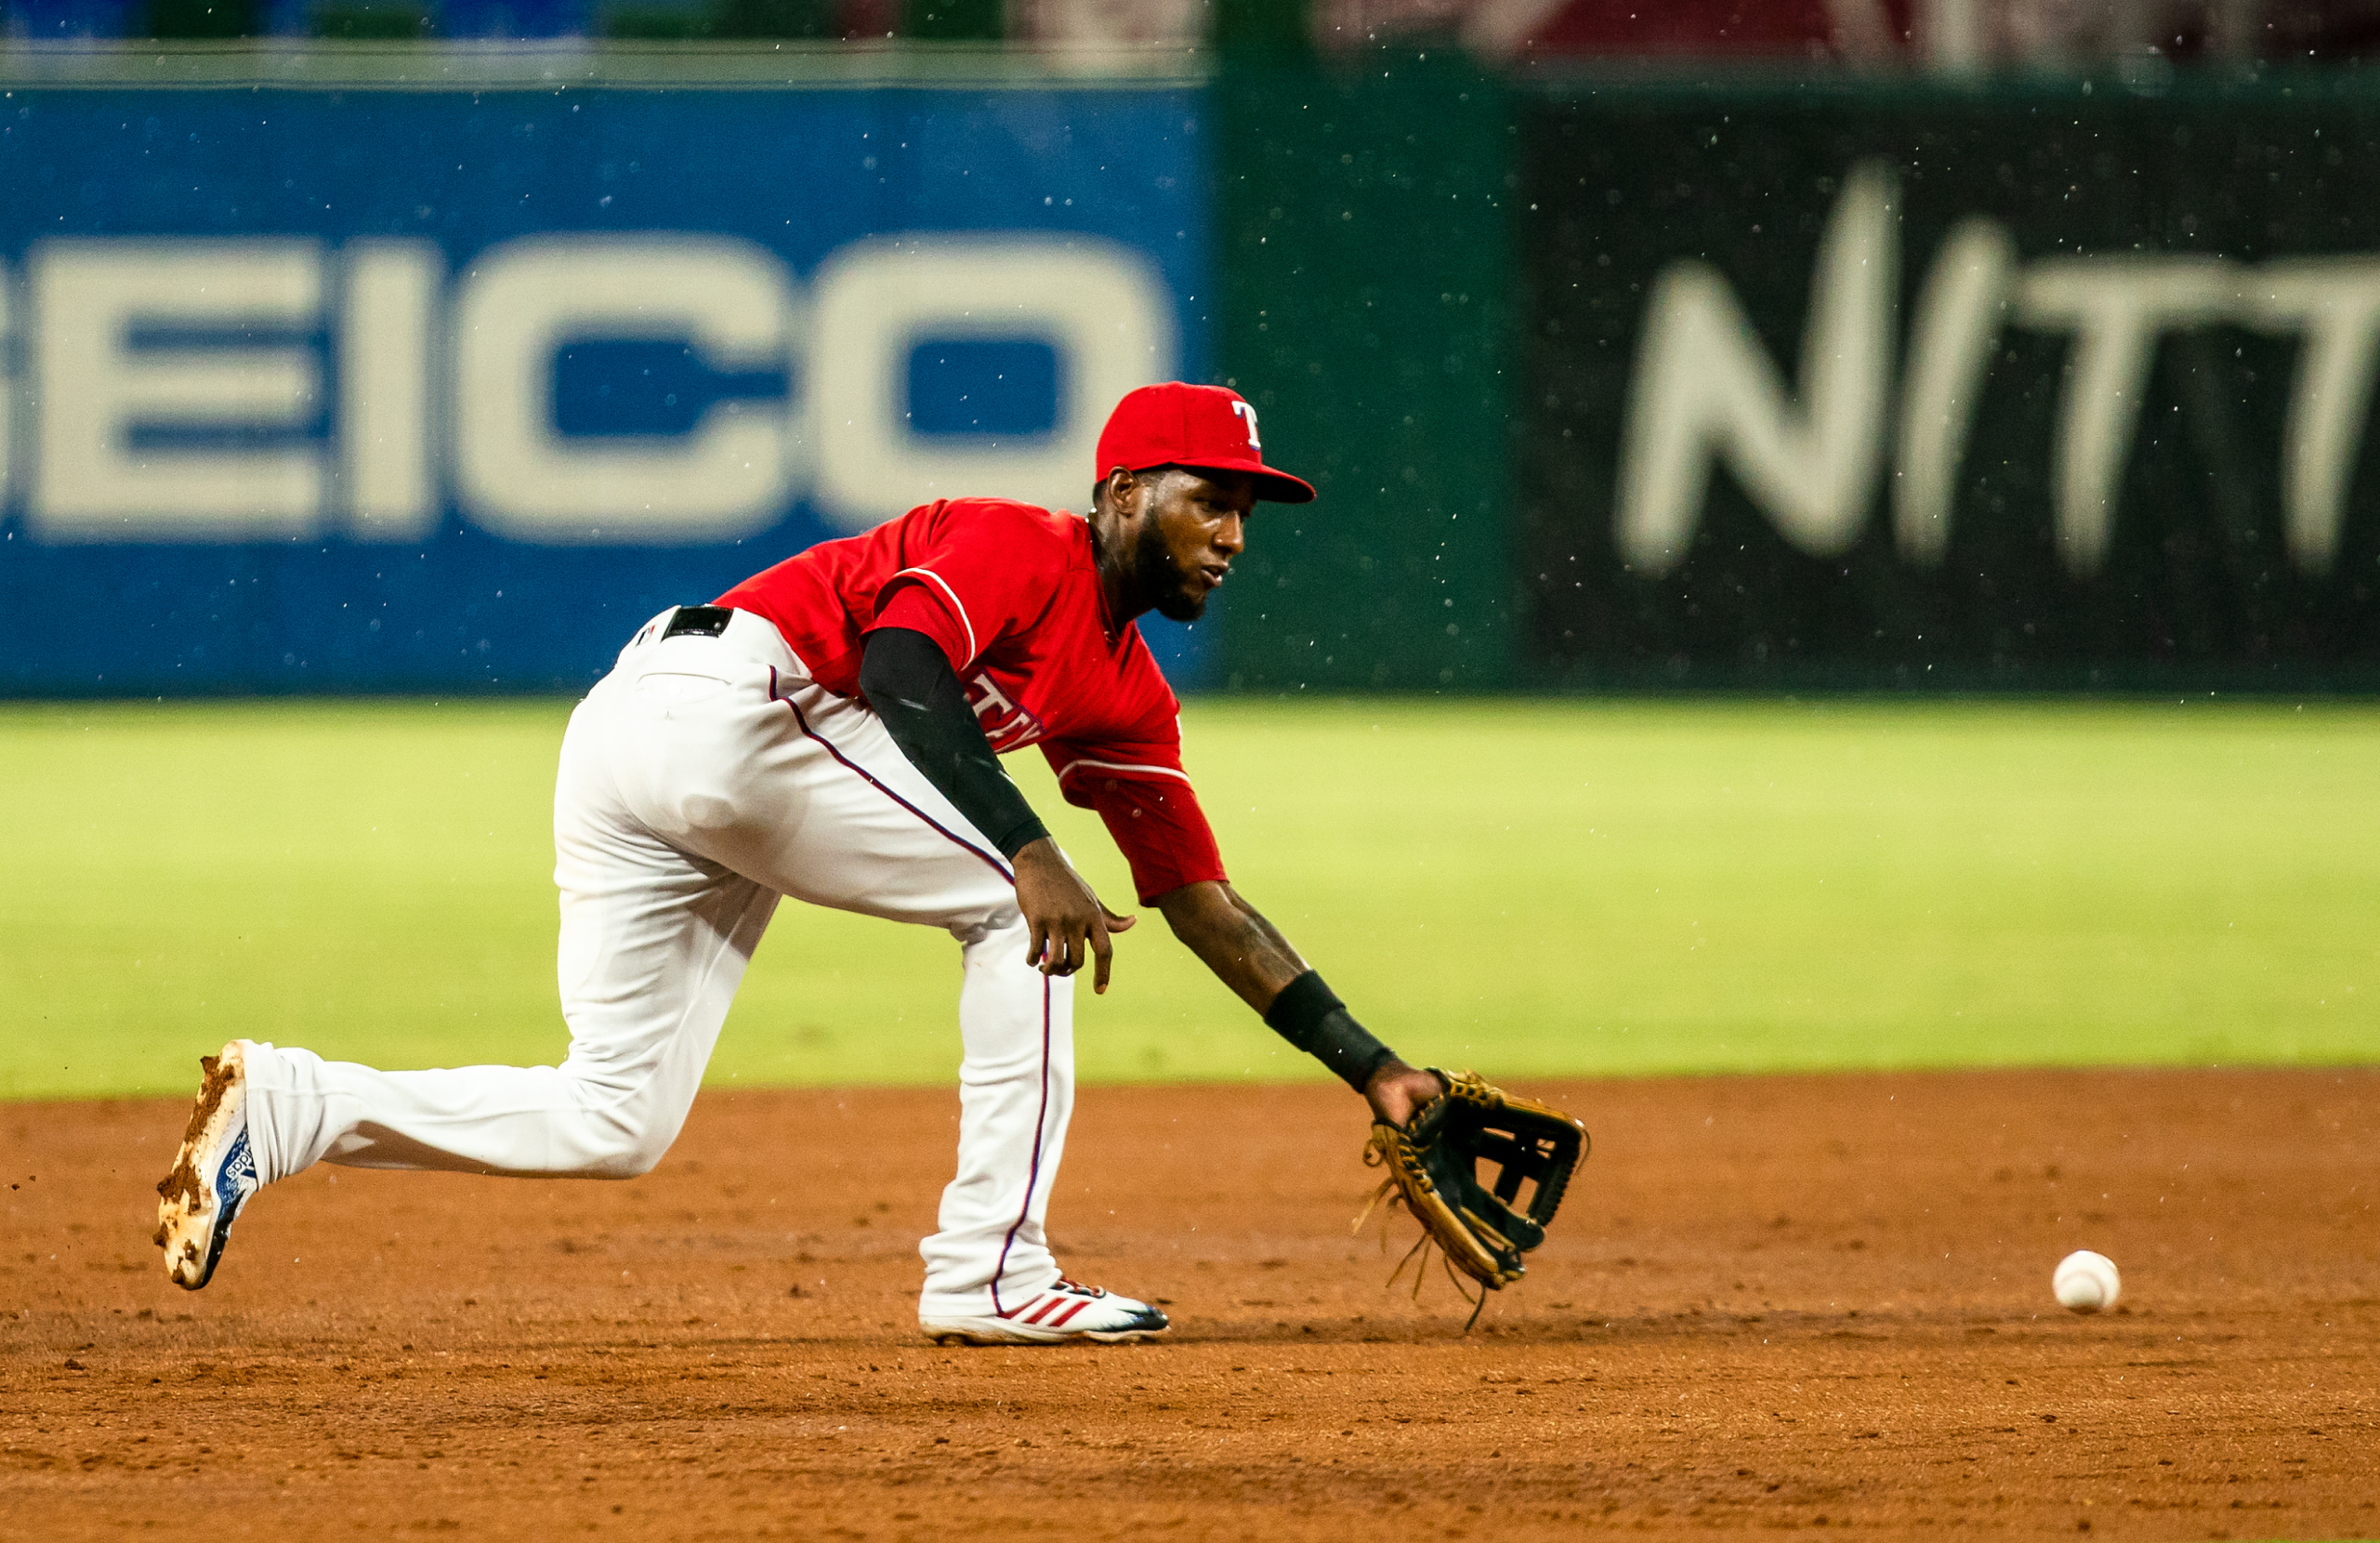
[920,1277,1170,1345]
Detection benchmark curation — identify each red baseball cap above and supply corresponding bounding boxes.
[1095,382,1317,505]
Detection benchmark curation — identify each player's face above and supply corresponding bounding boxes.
[1137,469,1256,623]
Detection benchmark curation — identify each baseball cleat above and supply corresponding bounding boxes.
[920,1277,1170,1346]
[153,1042,260,1290]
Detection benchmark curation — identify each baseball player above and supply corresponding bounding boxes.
[155,381,1445,1344]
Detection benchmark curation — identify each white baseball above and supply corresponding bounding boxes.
[2053,1249,2122,1313]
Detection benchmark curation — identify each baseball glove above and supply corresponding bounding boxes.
[1358,1070,1588,1314]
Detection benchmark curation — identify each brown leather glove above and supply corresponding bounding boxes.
[1361,1070,1589,1290]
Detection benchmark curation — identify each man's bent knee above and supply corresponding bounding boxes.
[568,1091,685,1179]
[551,1055,696,1179]
[582,1126,675,1179]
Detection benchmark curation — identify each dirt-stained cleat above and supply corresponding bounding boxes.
[921,1277,1170,1346]
[153,1042,260,1290]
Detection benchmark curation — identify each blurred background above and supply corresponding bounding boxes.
[9,0,2380,693]
[13,0,2380,64]
[5,1,2377,1096]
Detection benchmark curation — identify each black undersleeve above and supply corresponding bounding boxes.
[857,627,1049,863]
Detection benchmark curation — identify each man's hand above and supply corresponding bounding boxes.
[1364,1060,1446,1128]
[1013,837,1136,994]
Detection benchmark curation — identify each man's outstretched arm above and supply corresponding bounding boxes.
[1154,879,1442,1127]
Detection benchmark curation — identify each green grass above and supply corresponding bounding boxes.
[3,698,2375,1101]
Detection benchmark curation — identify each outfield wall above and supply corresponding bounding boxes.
[0,50,1214,693]
[6,50,2380,695]
[1222,61,2380,693]
[1507,76,2380,692]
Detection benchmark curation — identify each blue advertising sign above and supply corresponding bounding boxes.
[0,74,1211,693]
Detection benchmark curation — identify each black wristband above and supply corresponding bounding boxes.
[1263,969,1398,1093]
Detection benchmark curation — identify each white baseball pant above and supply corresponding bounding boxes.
[237,607,1075,1320]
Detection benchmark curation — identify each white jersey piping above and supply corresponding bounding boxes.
[890,566,979,665]
[1054,758,1192,786]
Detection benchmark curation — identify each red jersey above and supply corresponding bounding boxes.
[717,498,1227,904]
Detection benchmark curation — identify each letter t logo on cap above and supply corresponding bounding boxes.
[1095,382,1314,503]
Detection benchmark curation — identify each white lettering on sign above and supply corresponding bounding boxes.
[337,239,443,543]
[2242,258,2380,574]
[4,231,1175,547]
[2016,257,2239,575]
[808,235,1177,533]
[28,240,324,542]
[0,268,11,510]
[1894,218,2016,568]
[452,235,796,544]
[1623,168,2380,580]
[1616,161,1899,574]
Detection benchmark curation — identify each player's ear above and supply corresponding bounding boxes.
[1102,466,1139,517]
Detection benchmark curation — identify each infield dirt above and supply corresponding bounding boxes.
[4,1068,2374,1539]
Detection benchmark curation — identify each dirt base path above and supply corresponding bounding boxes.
[5,1068,2376,1540]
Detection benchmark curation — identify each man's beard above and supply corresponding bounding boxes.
[1136,528,1208,622]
